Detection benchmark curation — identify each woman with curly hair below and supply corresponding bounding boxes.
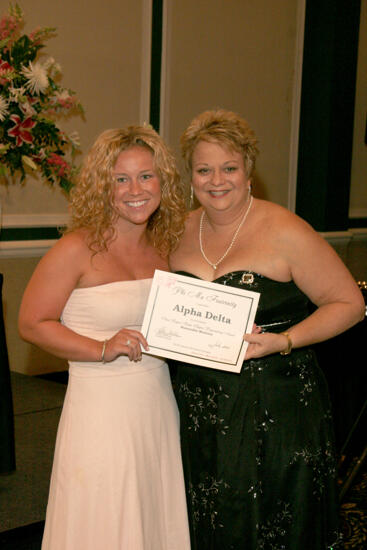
[170,109,364,549]
[19,126,190,550]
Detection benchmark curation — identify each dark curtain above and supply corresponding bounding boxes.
[0,273,16,473]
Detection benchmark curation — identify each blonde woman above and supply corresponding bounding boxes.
[19,126,190,550]
[170,109,364,550]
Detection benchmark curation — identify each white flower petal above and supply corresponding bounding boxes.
[19,101,36,117]
[69,131,81,147]
[22,155,38,170]
[21,61,49,95]
[55,90,70,100]
[43,57,55,70]
[8,86,26,101]
[0,96,9,121]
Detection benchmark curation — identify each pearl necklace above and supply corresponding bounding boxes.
[199,195,253,270]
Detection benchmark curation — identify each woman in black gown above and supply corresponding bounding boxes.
[169,109,365,550]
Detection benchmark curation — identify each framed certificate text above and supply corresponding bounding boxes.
[141,270,260,372]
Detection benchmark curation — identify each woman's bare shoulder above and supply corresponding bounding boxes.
[255,198,295,220]
[177,208,202,243]
[255,199,317,238]
[169,208,201,266]
[21,230,93,309]
[184,208,202,229]
[37,230,92,276]
[50,229,90,255]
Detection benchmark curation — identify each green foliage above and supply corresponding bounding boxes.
[0,4,83,192]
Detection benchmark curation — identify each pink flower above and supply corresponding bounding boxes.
[7,115,37,146]
[19,97,39,118]
[0,58,13,84]
[47,153,70,177]
[0,14,21,43]
[58,96,76,109]
[0,15,17,31]
[0,59,12,70]
[29,27,41,41]
[53,90,77,110]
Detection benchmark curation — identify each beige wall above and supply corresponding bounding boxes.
[0,0,147,217]
[350,0,367,219]
[1,255,67,374]
[162,0,301,206]
[1,0,148,374]
[1,0,365,375]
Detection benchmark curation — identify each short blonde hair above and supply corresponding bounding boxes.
[67,126,185,256]
[181,109,259,177]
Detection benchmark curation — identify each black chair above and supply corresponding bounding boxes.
[0,273,16,474]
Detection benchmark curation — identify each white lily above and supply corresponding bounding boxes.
[68,131,81,148]
[22,155,38,171]
[8,86,26,102]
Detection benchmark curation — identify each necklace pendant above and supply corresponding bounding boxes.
[199,195,253,274]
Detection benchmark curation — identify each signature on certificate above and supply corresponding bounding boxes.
[155,327,180,339]
[208,341,230,350]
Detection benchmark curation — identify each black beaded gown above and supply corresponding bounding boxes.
[172,270,342,550]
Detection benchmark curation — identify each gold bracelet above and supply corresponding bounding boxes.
[279,331,292,355]
[101,340,108,363]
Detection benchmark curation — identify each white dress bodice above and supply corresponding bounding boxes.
[61,278,164,374]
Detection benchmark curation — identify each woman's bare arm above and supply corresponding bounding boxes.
[18,233,147,363]
[244,214,364,359]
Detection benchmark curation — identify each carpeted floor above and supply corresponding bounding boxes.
[0,371,365,549]
[340,461,367,549]
[0,372,65,537]
[0,521,44,550]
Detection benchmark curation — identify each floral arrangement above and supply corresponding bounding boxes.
[0,4,83,192]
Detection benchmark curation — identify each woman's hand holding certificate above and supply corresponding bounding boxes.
[141,270,260,372]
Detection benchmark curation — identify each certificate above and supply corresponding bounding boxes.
[141,270,260,373]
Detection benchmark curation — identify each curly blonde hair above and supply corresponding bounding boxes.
[181,109,259,178]
[67,126,186,256]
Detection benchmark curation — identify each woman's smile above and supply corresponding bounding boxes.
[191,141,250,212]
[208,189,231,198]
[112,146,161,225]
[124,199,150,208]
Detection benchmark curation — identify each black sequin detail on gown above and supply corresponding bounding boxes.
[172,271,342,550]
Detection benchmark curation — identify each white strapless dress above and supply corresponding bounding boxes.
[41,279,190,550]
